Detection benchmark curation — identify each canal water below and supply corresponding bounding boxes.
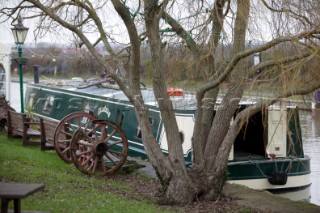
[8,82,320,206]
[300,111,320,205]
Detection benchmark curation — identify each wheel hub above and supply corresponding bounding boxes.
[94,142,108,156]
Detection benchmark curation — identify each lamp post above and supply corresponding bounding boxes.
[11,16,29,113]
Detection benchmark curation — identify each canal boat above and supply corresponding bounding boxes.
[24,78,311,191]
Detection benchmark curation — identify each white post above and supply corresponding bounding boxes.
[311,91,316,117]
[0,43,12,101]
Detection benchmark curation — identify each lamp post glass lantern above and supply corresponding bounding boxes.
[11,16,29,113]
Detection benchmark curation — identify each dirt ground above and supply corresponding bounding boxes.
[102,171,320,213]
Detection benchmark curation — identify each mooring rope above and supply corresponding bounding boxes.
[250,155,294,178]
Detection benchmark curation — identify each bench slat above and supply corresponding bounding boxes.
[40,118,59,151]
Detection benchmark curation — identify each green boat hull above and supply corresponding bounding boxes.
[25,82,311,190]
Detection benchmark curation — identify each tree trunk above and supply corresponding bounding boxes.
[143,0,251,203]
[144,0,197,203]
[200,0,251,199]
[192,0,227,169]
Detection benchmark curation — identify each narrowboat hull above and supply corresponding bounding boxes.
[228,157,311,190]
[24,81,311,191]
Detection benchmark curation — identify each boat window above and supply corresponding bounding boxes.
[43,95,55,113]
[135,125,142,139]
[83,102,96,116]
[134,116,153,139]
[115,110,124,127]
[148,116,154,125]
[27,93,36,110]
[180,131,184,144]
[83,102,91,114]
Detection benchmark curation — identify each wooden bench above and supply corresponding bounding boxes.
[0,183,50,213]
[6,110,41,146]
[40,118,59,151]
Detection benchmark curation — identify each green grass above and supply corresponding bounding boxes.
[0,133,173,213]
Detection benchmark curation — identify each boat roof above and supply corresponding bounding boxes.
[34,78,259,111]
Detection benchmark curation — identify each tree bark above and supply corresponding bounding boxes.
[201,0,251,199]
[144,0,197,203]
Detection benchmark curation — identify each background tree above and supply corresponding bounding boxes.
[1,0,320,204]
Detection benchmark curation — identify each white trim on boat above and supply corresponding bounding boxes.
[228,174,311,190]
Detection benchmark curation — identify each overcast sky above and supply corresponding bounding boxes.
[0,1,275,47]
[0,19,16,45]
[0,17,42,46]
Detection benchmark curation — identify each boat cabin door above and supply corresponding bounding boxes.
[266,107,287,158]
[159,115,194,158]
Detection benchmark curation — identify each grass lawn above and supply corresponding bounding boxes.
[0,133,175,213]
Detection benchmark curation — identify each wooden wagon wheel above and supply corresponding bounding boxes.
[54,112,98,163]
[70,119,128,175]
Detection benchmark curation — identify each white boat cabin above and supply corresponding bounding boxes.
[159,105,298,162]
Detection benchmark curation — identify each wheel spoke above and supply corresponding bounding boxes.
[105,129,117,142]
[107,139,123,148]
[92,156,100,173]
[76,149,92,156]
[105,153,119,165]
[61,146,70,154]
[78,139,93,146]
[79,134,93,146]
[60,130,73,137]
[57,139,71,144]
[108,150,123,157]
[81,154,93,166]
[102,160,107,173]
[86,159,94,171]
[100,125,108,139]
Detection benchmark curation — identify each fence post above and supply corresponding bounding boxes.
[34,65,39,83]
